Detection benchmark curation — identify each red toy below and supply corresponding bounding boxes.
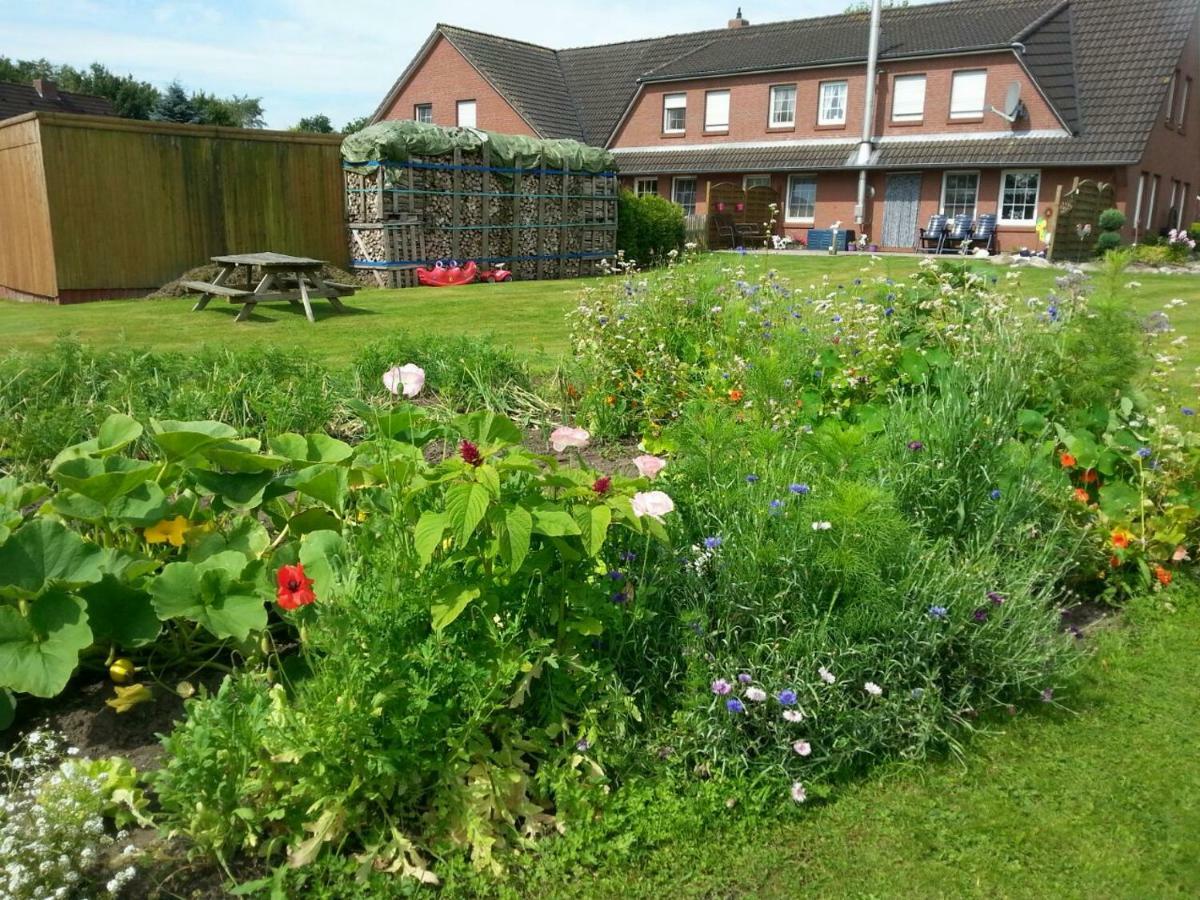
[481,267,512,283]
[417,260,478,287]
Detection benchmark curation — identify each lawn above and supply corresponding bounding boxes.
[513,590,1200,899]
[4,253,1198,385]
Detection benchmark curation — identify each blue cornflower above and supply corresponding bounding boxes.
[777,689,798,706]
[990,488,1002,501]
[1182,406,1196,416]
[928,605,948,620]
[610,591,629,605]
[813,369,824,380]
[737,673,753,684]
[1137,446,1153,459]
[884,306,895,317]
[703,536,723,550]
[620,550,638,563]
[832,314,843,324]
[608,570,625,581]
[790,483,811,495]
[576,738,591,752]
[726,698,746,713]
[770,499,784,513]
[745,474,760,484]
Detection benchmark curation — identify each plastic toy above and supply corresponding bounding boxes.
[416,260,478,287]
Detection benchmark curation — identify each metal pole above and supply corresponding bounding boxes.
[855,0,883,228]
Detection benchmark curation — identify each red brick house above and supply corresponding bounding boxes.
[373,0,1200,252]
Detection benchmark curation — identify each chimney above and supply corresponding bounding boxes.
[728,6,749,28]
[33,78,59,101]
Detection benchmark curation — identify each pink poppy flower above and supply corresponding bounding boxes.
[631,491,675,520]
[382,364,425,398]
[550,426,591,452]
[633,454,667,479]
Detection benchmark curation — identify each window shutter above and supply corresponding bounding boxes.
[950,71,987,118]
[892,75,926,121]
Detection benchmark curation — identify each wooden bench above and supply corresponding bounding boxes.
[181,280,251,298]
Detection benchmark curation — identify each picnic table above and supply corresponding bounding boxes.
[185,252,356,323]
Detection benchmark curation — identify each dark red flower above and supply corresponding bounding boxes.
[592,476,612,495]
[276,563,316,611]
[459,439,482,467]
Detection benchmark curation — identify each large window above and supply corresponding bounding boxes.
[818,81,848,125]
[456,100,476,127]
[999,170,1040,224]
[1166,71,1179,124]
[743,174,772,189]
[785,174,817,222]
[663,93,687,134]
[950,70,988,119]
[891,75,926,122]
[769,84,796,127]
[414,103,432,123]
[634,177,659,198]
[941,171,980,219]
[1146,175,1160,230]
[704,90,730,131]
[1179,78,1192,130]
[672,176,697,215]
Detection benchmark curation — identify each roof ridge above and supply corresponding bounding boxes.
[1014,0,1073,43]
[636,38,720,80]
[436,22,557,54]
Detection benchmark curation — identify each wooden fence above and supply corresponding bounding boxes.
[0,112,346,303]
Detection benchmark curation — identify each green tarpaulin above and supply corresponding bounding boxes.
[341,121,617,174]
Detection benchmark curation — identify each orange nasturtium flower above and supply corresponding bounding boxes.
[145,516,190,547]
[1080,468,1099,485]
[1060,452,1077,468]
[729,389,745,402]
[1110,528,1134,549]
[1073,488,1091,503]
[1154,565,1173,586]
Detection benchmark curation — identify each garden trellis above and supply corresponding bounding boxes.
[342,121,619,286]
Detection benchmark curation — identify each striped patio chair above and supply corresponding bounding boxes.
[970,214,998,254]
[942,214,975,253]
[918,214,948,253]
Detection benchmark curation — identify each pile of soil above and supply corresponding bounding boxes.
[152,262,363,299]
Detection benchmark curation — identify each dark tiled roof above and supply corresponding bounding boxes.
[614,143,858,176]
[0,81,115,120]
[383,0,1200,169]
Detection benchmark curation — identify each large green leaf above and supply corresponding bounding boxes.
[149,551,267,641]
[289,464,350,514]
[191,518,270,563]
[573,504,611,558]
[1099,482,1141,518]
[445,483,490,544]
[0,519,104,598]
[413,511,448,567]
[453,410,523,448]
[501,505,532,571]
[431,586,480,632]
[298,530,347,602]
[79,576,161,648]
[531,507,581,537]
[193,470,275,509]
[149,419,240,460]
[0,591,93,697]
[270,433,354,465]
[107,482,169,526]
[49,414,144,468]
[348,400,438,446]
[202,444,289,474]
[50,456,157,504]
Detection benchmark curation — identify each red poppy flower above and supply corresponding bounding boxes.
[276,564,316,611]
[728,389,744,402]
[459,439,482,467]
[1060,452,1077,468]
[592,476,612,495]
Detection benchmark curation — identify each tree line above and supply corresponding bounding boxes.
[0,56,370,133]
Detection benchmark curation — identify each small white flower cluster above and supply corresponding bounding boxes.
[1,729,139,899]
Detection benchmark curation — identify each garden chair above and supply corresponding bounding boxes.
[941,214,974,254]
[918,214,948,253]
[970,214,998,254]
[711,213,739,248]
[734,220,772,247]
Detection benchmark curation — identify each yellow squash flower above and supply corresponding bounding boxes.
[145,516,189,547]
[106,683,153,714]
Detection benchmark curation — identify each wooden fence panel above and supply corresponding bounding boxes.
[0,117,57,299]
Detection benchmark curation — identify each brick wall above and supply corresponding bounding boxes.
[379,35,537,136]
[611,51,1066,147]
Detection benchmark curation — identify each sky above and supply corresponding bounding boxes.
[2,0,939,130]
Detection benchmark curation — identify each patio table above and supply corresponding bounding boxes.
[185,252,355,323]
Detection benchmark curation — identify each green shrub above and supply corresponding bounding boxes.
[1132,243,1170,266]
[1097,208,1126,232]
[1095,231,1123,254]
[615,190,686,268]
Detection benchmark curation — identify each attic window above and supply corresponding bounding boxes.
[1178,77,1192,130]
[705,90,730,131]
[818,81,847,126]
[950,70,988,120]
[457,100,476,128]
[891,75,926,123]
[663,93,687,134]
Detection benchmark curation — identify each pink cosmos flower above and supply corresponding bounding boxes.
[633,454,667,479]
[790,782,807,804]
[1173,545,1191,562]
[792,740,812,757]
[382,364,425,398]
[783,710,804,723]
[745,687,767,702]
[631,491,675,520]
[550,426,591,453]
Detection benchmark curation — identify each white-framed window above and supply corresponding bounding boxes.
[1179,77,1192,130]
[785,174,817,222]
[1169,179,1181,227]
[663,93,687,134]
[672,176,698,215]
[743,174,772,190]
[456,99,476,127]
[998,170,1040,224]
[634,177,659,198]
[1133,173,1147,237]
[818,81,848,126]
[414,103,432,123]
[950,69,988,119]
[704,90,730,131]
[891,74,926,122]
[1146,175,1160,230]
[769,84,796,127]
[941,171,980,220]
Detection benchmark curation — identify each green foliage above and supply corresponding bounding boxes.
[1132,243,1171,266]
[293,114,335,133]
[0,56,159,119]
[341,114,373,135]
[615,191,686,268]
[190,92,265,128]
[1097,208,1126,232]
[1095,231,1123,254]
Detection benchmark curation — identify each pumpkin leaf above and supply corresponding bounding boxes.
[0,591,93,697]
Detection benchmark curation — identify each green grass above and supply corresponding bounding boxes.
[4,254,1196,391]
[508,589,1200,898]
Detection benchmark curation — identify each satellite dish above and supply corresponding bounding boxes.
[991,82,1025,124]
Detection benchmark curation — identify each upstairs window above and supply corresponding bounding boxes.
[818,81,848,125]
[634,177,659,198]
[769,84,796,127]
[414,103,432,124]
[999,170,1040,224]
[950,70,988,119]
[663,93,687,134]
[891,75,926,122]
[1179,77,1192,130]
[705,90,730,131]
[456,100,476,128]
[1166,71,1179,124]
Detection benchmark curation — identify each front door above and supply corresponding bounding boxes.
[881,174,922,249]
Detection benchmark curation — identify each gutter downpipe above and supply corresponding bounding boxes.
[855,0,883,229]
